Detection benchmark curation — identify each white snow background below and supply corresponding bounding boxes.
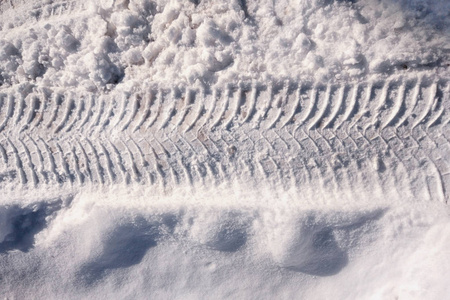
[0,0,449,299]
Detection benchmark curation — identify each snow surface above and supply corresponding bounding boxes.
[0,0,450,299]
[1,0,449,90]
[2,184,450,299]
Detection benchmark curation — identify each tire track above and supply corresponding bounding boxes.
[65,92,86,133]
[18,138,39,187]
[0,94,15,133]
[69,143,84,185]
[411,81,438,130]
[54,92,75,133]
[0,78,448,202]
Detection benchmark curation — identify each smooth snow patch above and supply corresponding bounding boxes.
[0,185,448,299]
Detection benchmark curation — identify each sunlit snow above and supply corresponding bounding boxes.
[0,0,449,299]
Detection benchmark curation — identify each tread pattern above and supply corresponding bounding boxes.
[0,77,449,203]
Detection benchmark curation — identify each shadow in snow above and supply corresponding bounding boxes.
[77,217,161,286]
[286,227,348,276]
[0,200,63,253]
[205,222,247,252]
[281,208,386,277]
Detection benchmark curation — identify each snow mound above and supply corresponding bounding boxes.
[0,187,449,299]
[0,0,449,91]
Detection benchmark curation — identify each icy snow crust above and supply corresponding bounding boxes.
[0,0,450,299]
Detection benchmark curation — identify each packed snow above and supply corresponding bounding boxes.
[0,0,449,299]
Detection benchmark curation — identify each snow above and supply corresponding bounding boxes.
[1,185,449,299]
[0,0,449,299]
[1,0,449,90]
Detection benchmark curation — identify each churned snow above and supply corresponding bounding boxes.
[1,0,449,91]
